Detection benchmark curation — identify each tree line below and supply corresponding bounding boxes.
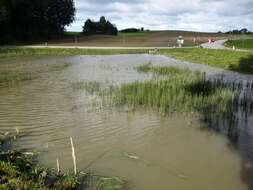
[82,16,118,36]
[225,28,252,35]
[120,28,145,33]
[0,0,76,44]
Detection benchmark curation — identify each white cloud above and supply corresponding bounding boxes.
[67,0,253,32]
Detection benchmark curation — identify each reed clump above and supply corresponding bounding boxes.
[136,63,189,75]
[113,73,235,115]
[84,64,253,141]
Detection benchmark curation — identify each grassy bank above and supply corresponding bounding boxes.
[0,48,147,58]
[0,132,124,190]
[225,39,253,50]
[160,48,253,74]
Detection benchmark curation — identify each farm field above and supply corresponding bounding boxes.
[32,30,239,47]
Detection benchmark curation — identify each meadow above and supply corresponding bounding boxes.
[225,39,253,50]
[160,48,253,74]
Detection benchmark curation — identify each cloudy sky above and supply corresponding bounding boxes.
[67,0,253,32]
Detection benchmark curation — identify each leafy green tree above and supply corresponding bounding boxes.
[82,16,118,36]
[0,0,75,43]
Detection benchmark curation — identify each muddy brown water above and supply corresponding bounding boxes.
[0,54,253,190]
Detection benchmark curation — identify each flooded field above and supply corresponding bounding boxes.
[0,54,253,190]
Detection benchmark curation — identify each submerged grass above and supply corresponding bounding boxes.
[48,62,72,72]
[0,62,72,88]
[72,81,102,95]
[0,132,124,190]
[136,62,190,75]
[0,71,34,86]
[0,48,147,58]
[160,48,253,74]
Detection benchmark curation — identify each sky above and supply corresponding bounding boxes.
[66,0,253,32]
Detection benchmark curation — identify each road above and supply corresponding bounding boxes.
[19,40,228,50]
[200,39,227,49]
[21,45,191,50]
[2,39,250,52]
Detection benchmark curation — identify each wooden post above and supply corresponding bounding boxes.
[70,137,77,175]
[56,158,60,174]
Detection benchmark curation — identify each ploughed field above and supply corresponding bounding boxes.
[0,54,253,190]
[32,30,237,47]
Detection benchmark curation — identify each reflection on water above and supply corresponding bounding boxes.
[0,54,253,190]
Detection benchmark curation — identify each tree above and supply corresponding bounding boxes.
[83,19,96,35]
[0,0,75,43]
[225,28,252,35]
[82,16,118,36]
[0,0,12,43]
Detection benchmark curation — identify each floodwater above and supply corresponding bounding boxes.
[0,54,253,190]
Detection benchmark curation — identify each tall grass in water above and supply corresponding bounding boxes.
[84,64,253,141]
[114,71,235,115]
[136,62,189,75]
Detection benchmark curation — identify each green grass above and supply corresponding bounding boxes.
[0,48,148,58]
[0,133,124,190]
[160,48,253,74]
[114,69,234,114]
[225,39,253,50]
